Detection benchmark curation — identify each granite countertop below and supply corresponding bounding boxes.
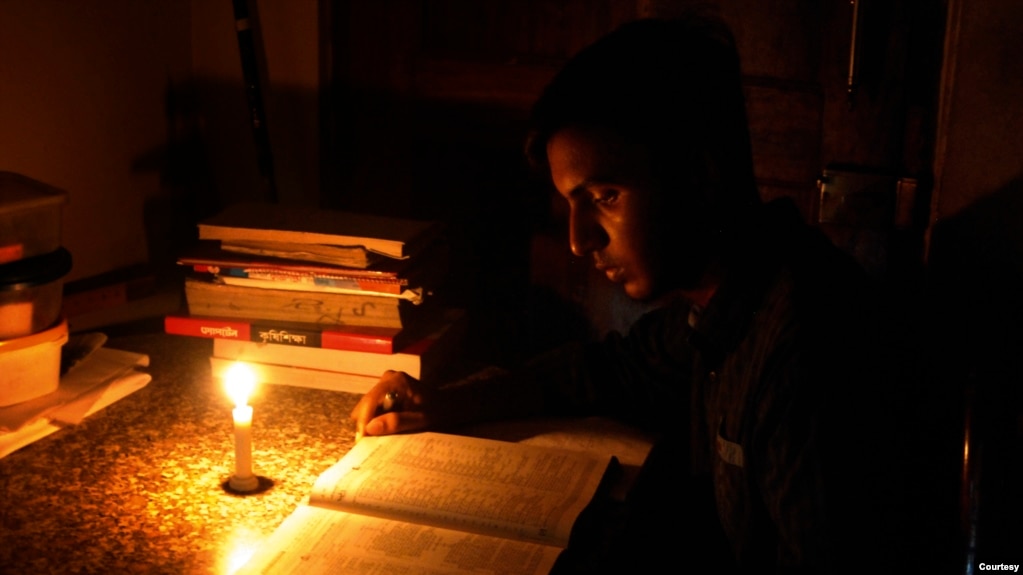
[0,333,362,575]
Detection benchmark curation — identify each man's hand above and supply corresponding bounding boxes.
[350,370,435,441]
[351,365,543,442]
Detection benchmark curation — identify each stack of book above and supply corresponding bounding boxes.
[165,202,463,393]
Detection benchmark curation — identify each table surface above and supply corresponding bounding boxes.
[0,333,363,575]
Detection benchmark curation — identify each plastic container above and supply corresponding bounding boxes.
[0,247,72,339]
[0,171,68,265]
[0,317,68,406]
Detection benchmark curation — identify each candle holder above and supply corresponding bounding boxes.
[222,475,273,495]
[222,475,274,495]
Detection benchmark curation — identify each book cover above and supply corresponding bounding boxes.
[180,239,407,278]
[210,310,465,379]
[178,239,447,300]
[164,314,405,354]
[197,202,441,260]
[179,240,406,282]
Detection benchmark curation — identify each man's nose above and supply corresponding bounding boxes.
[569,207,608,257]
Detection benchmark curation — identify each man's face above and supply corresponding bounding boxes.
[547,125,669,301]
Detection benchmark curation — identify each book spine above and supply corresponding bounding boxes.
[214,275,421,302]
[164,315,252,341]
[212,267,406,295]
[321,330,395,354]
[164,315,397,354]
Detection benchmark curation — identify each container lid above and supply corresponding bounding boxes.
[0,316,68,352]
[0,247,72,291]
[0,171,69,214]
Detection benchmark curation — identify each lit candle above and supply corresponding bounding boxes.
[225,362,259,492]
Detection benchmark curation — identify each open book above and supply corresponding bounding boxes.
[236,431,618,575]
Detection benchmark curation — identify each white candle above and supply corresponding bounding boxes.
[225,362,259,492]
[232,404,254,478]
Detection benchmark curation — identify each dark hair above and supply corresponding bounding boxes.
[525,15,760,218]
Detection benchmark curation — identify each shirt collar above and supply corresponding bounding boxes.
[686,198,804,366]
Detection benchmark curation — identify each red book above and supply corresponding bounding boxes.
[211,311,465,380]
[164,314,404,354]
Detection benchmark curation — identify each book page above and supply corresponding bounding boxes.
[460,416,658,502]
[235,505,560,575]
[308,433,611,548]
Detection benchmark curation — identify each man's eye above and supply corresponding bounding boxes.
[594,190,619,206]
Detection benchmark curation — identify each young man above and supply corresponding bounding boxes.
[352,16,902,573]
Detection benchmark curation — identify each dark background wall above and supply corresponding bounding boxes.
[321,0,948,359]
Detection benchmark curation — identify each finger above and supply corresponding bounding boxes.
[351,391,387,441]
[350,394,377,431]
[350,374,401,424]
[350,371,421,441]
[363,411,429,437]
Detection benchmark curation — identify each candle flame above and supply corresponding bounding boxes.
[224,362,256,407]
